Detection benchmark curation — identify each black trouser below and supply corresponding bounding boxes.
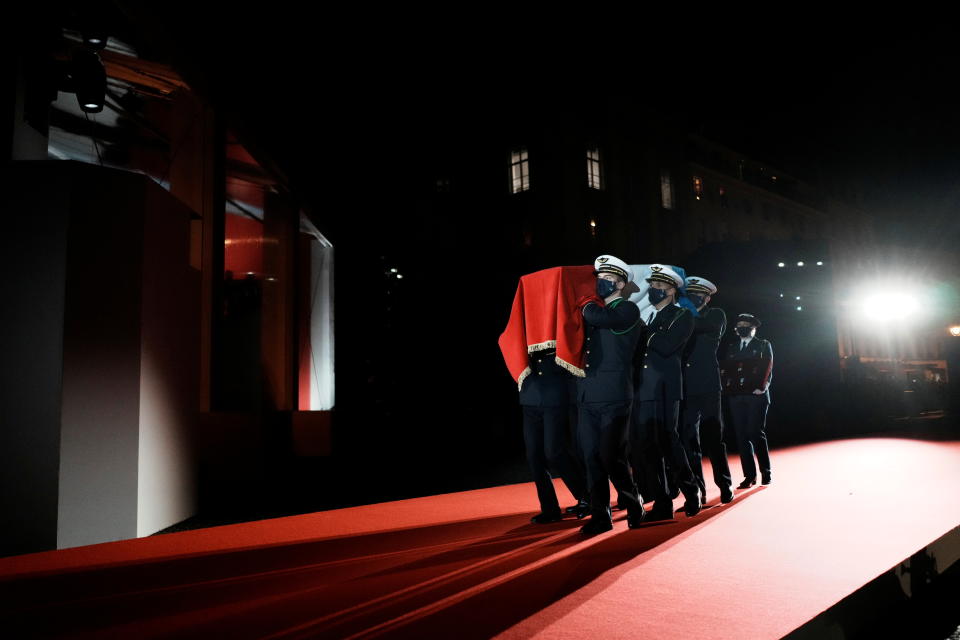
[522,406,587,514]
[578,402,641,522]
[728,394,771,479]
[631,398,698,508]
[681,392,733,495]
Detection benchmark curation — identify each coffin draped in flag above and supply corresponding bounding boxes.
[498,265,596,390]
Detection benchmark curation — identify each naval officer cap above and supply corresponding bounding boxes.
[685,276,718,296]
[646,263,683,289]
[593,255,633,283]
[736,313,761,327]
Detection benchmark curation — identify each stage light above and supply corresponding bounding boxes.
[777,262,785,268]
[796,296,801,300]
[854,282,924,325]
[396,274,403,279]
[589,220,597,228]
[71,49,106,113]
[779,293,784,298]
[796,306,802,311]
[390,268,397,273]
[949,326,960,337]
[797,261,804,267]
[817,261,824,266]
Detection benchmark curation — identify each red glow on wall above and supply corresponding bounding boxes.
[224,214,264,276]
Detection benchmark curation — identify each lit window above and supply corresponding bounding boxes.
[693,176,703,200]
[586,147,603,190]
[660,170,674,210]
[510,147,530,193]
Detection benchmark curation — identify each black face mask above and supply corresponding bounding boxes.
[687,293,705,308]
[735,326,753,338]
[596,278,618,298]
[647,288,668,305]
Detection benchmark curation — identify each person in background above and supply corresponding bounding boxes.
[724,313,774,488]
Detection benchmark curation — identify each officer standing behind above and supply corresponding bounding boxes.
[725,314,774,487]
[631,264,699,520]
[680,276,734,505]
[576,255,645,535]
[519,348,589,523]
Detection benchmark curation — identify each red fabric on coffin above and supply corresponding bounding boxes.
[498,266,596,388]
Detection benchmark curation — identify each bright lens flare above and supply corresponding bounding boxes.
[858,292,920,323]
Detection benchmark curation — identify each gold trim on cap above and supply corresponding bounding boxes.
[597,265,628,279]
[647,273,678,286]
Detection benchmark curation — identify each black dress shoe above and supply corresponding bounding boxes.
[565,498,590,518]
[580,518,613,536]
[720,487,735,503]
[626,506,646,529]
[761,473,772,485]
[737,477,756,489]
[683,493,701,517]
[575,499,590,519]
[530,511,563,524]
[646,502,675,521]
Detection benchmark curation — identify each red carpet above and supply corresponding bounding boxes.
[2,438,959,638]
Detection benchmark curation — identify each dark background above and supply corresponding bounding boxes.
[34,6,960,514]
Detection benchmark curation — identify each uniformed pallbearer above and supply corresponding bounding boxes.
[680,276,734,505]
[576,255,645,535]
[631,264,700,519]
[519,348,589,523]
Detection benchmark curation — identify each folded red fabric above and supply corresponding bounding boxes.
[498,265,597,389]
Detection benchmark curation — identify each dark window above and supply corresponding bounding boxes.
[660,170,674,210]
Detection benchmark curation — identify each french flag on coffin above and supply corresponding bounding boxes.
[498,263,695,390]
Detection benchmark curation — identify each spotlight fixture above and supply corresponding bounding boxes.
[777,262,785,268]
[816,261,824,266]
[797,261,804,267]
[796,306,802,311]
[949,326,960,337]
[71,49,106,113]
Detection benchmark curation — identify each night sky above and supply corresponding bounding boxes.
[170,19,958,250]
